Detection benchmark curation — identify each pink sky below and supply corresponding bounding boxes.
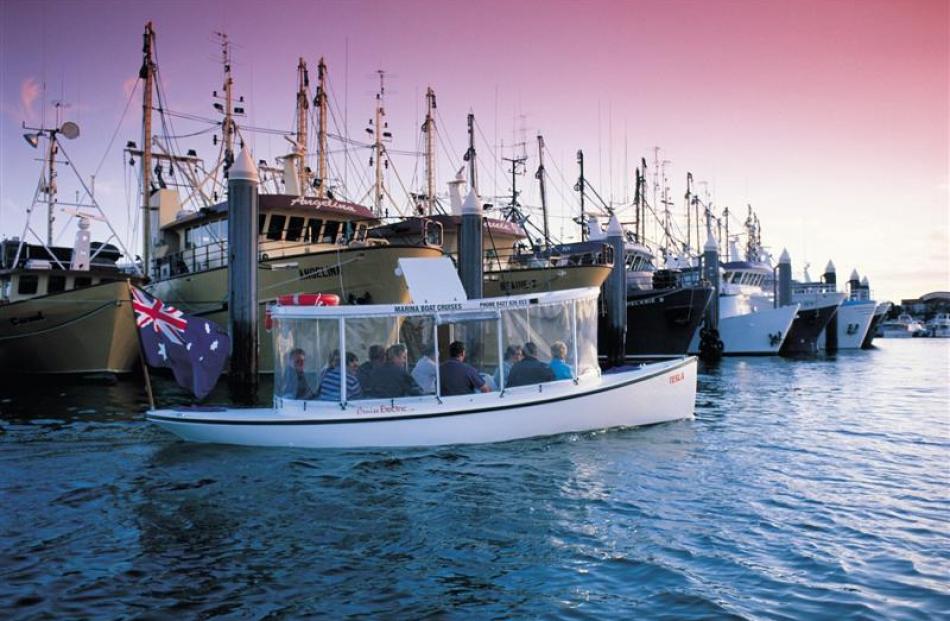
[1,0,947,301]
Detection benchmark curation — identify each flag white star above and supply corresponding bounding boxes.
[204,323,211,334]
[186,342,192,351]
[158,342,167,361]
[210,340,219,351]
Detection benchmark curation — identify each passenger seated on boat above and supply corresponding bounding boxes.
[439,341,490,396]
[282,348,317,399]
[548,341,573,380]
[411,343,437,394]
[506,342,555,387]
[492,344,523,389]
[318,351,363,401]
[357,345,386,388]
[363,343,424,398]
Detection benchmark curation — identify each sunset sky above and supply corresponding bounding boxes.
[1,0,947,302]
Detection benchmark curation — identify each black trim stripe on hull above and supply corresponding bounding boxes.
[148,357,696,427]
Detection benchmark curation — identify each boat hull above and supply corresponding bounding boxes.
[820,300,876,349]
[689,303,799,355]
[862,302,891,348]
[147,357,697,448]
[602,286,712,356]
[0,280,138,374]
[781,298,841,355]
[482,264,611,297]
[147,245,442,371]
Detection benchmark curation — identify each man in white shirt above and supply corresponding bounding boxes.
[411,343,437,393]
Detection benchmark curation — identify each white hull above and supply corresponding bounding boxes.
[821,301,876,349]
[879,327,914,338]
[689,303,799,355]
[147,357,697,449]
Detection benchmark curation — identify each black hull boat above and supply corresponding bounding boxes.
[601,286,713,357]
[780,304,840,355]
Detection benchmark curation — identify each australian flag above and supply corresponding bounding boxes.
[131,286,230,400]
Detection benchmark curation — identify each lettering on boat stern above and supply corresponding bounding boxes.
[299,264,342,280]
[668,371,686,384]
[10,311,44,325]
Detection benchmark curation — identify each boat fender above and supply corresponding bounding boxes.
[264,293,341,330]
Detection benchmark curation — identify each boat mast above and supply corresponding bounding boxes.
[216,32,236,171]
[660,159,672,257]
[316,57,328,198]
[633,165,641,242]
[639,156,647,244]
[723,206,730,261]
[685,172,693,254]
[295,57,309,194]
[576,149,586,241]
[140,21,155,275]
[536,134,550,249]
[43,106,63,246]
[466,112,477,193]
[373,70,386,216]
[422,87,437,215]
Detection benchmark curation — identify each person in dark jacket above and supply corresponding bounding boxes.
[363,343,424,398]
[439,341,491,396]
[357,344,386,388]
[506,341,555,387]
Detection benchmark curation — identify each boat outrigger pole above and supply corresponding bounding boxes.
[465,112,477,193]
[536,134,550,249]
[295,57,309,194]
[140,21,155,277]
[422,87,437,215]
[316,58,328,198]
[576,149,586,241]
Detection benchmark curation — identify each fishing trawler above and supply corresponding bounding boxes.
[369,115,613,297]
[133,27,441,372]
[147,258,697,448]
[587,218,712,357]
[0,117,140,374]
[818,266,878,349]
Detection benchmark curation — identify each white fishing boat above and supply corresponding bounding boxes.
[147,258,697,448]
[688,259,799,356]
[879,313,925,338]
[926,313,950,338]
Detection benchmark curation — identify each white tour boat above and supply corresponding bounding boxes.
[147,258,698,449]
[879,312,925,338]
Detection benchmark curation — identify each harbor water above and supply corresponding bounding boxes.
[1,339,947,619]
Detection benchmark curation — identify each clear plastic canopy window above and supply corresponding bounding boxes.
[272,295,600,406]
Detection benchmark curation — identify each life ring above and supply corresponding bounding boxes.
[265,293,340,330]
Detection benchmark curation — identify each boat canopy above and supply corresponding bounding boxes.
[270,286,601,405]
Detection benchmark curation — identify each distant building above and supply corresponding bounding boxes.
[898,292,950,318]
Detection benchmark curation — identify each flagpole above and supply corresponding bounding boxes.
[129,281,156,410]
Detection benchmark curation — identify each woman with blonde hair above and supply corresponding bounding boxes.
[548,340,573,380]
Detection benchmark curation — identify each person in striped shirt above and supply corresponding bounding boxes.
[318,351,363,401]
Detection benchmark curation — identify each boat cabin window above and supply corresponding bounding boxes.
[75,276,92,288]
[306,218,323,242]
[286,217,306,242]
[266,215,287,241]
[259,214,267,235]
[18,275,39,295]
[48,275,66,294]
[322,221,341,244]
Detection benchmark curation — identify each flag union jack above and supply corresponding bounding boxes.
[132,287,187,345]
